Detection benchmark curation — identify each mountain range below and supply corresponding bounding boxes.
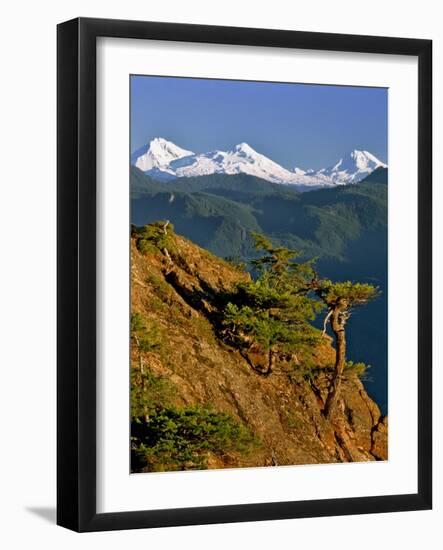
[131,137,387,188]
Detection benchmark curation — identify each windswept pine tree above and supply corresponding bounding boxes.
[314,280,379,418]
[221,232,380,422]
[222,233,321,375]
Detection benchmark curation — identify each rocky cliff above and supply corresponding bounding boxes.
[131,223,387,472]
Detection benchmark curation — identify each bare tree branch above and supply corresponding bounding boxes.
[322,308,333,337]
[133,334,144,375]
[163,247,173,274]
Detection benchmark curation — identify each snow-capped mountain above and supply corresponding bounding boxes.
[131,138,387,187]
[131,137,194,178]
[171,142,304,184]
[304,150,387,185]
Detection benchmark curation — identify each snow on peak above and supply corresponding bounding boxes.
[234,142,255,155]
[309,149,387,185]
[133,139,299,184]
[131,138,387,187]
[132,137,194,174]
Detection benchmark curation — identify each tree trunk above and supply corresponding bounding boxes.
[133,334,144,375]
[265,348,276,375]
[133,334,149,422]
[324,305,347,418]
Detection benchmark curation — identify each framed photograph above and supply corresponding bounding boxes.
[57,17,432,532]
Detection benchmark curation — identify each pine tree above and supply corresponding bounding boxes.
[314,280,379,417]
[130,312,159,375]
[222,233,321,375]
[130,312,163,421]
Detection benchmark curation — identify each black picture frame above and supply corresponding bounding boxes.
[57,17,432,532]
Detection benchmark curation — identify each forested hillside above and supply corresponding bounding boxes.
[130,223,387,472]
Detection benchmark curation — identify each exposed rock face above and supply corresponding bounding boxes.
[131,229,387,468]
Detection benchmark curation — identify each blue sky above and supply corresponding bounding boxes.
[131,75,387,170]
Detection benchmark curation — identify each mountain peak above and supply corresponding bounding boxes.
[150,136,168,144]
[131,137,387,188]
[308,149,387,185]
[149,136,171,150]
[132,138,193,174]
[347,149,386,164]
[148,137,193,156]
[234,142,255,155]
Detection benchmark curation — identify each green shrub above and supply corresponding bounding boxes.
[130,311,145,333]
[135,221,177,255]
[130,312,160,352]
[131,405,258,472]
[145,272,174,303]
[344,360,371,380]
[131,369,176,419]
